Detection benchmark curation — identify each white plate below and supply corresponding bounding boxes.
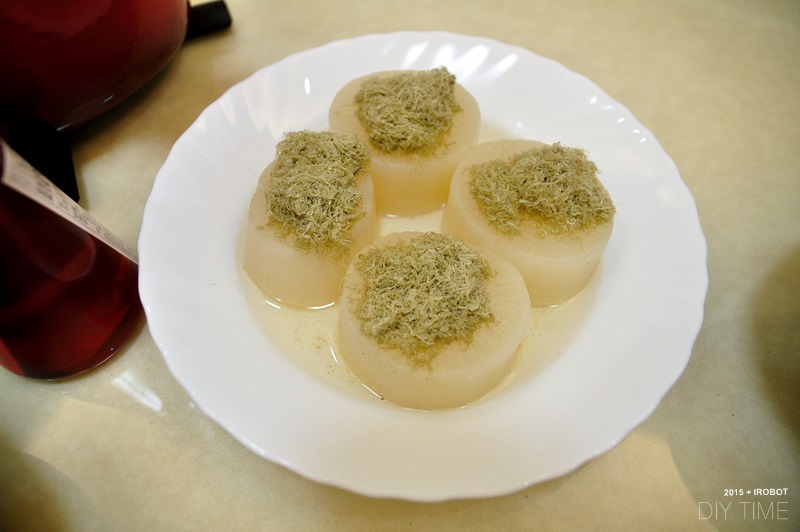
[139,31,707,501]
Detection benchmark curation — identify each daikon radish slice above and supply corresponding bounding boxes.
[337,231,530,410]
[244,131,378,308]
[442,140,615,307]
[329,68,480,216]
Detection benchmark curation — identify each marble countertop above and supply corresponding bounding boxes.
[1,0,798,530]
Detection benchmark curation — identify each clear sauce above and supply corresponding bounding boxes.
[241,206,599,406]
[239,124,599,406]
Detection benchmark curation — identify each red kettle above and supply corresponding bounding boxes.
[0,0,197,131]
[0,1,229,198]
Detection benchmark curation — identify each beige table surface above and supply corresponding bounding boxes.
[2,0,799,530]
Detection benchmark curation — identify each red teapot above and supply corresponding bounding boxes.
[0,1,229,199]
[0,0,230,131]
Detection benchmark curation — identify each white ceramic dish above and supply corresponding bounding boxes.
[138,31,707,501]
